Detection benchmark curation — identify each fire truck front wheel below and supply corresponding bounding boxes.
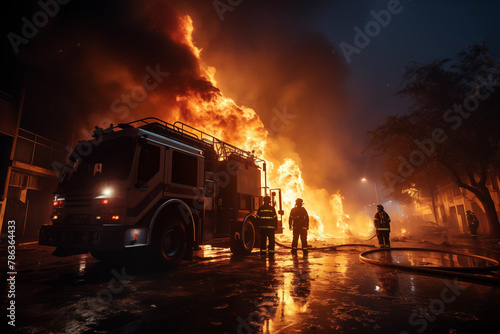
[154,219,186,266]
[230,219,256,256]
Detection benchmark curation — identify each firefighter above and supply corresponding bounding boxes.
[256,196,278,255]
[289,198,309,254]
[374,204,391,248]
[466,210,479,240]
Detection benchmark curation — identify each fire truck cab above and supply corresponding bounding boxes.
[39,118,283,265]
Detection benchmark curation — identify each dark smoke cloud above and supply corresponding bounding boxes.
[177,0,356,189]
[2,0,362,198]
[2,0,218,141]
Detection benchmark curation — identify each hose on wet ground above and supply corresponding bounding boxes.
[275,238,500,284]
[359,247,500,284]
[275,240,376,251]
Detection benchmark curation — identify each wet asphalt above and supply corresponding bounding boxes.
[2,235,500,334]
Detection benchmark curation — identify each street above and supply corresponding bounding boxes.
[2,236,500,334]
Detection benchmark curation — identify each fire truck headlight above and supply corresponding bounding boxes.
[102,187,113,197]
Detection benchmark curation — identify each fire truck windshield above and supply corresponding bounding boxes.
[60,137,135,190]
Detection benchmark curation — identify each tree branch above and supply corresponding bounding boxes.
[441,159,478,194]
[478,163,488,186]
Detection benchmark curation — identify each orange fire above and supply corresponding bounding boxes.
[165,16,366,240]
[91,14,374,241]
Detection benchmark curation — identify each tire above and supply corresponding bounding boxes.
[154,219,186,266]
[230,218,255,256]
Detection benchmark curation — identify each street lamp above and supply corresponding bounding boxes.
[361,178,380,205]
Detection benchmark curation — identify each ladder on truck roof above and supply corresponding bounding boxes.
[121,117,262,163]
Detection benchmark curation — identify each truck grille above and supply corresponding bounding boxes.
[60,193,93,225]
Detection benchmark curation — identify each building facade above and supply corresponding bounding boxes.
[0,91,66,243]
[417,171,500,234]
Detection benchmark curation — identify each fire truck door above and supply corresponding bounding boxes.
[126,141,164,223]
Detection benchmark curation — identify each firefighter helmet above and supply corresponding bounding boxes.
[295,198,303,206]
[376,205,384,211]
[263,196,271,204]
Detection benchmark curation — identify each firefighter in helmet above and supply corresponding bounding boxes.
[466,210,479,240]
[256,196,278,255]
[289,198,309,254]
[374,204,391,248]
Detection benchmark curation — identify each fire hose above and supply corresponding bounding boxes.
[355,233,377,241]
[274,238,500,284]
[274,232,378,250]
[275,240,376,251]
[359,247,500,284]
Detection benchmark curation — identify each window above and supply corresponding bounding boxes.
[63,137,135,190]
[138,144,160,183]
[171,151,198,187]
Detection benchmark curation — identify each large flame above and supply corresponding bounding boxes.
[167,16,365,240]
[92,14,374,241]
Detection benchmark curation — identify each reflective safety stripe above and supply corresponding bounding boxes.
[377,228,390,231]
[301,227,307,230]
[259,226,275,229]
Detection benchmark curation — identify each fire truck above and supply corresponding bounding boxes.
[39,118,283,265]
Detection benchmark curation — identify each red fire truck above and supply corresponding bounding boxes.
[39,118,283,265]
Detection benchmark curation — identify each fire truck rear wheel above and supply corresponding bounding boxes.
[155,219,186,266]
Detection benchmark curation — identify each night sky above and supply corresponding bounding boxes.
[1,0,499,212]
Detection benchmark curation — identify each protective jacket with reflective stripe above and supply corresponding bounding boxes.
[289,206,309,230]
[374,211,391,230]
[256,204,278,229]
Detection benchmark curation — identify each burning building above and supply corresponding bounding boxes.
[1,0,374,242]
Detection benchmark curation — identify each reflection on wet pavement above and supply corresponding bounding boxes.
[6,238,500,333]
[364,249,499,268]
